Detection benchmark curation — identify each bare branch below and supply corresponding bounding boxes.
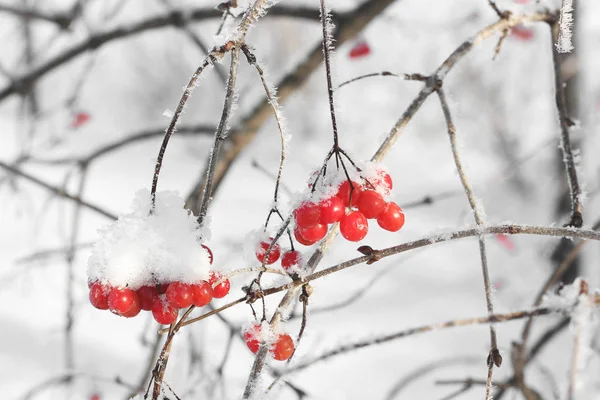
[0,160,116,219]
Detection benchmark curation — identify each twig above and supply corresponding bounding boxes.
[487,0,504,18]
[0,160,115,219]
[0,3,73,29]
[550,20,582,227]
[436,87,500,399]
[319,0,340,154]
[282,307,564,375]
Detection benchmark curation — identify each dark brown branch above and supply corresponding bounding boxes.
[0,160,116,219]
[0,3,74,29]
[549,21,583,228]
[0,6,323,103]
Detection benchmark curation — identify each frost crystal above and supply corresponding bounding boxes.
[556,0,574,53]
[87,189,212,289]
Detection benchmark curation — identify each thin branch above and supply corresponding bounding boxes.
[436,87,499,399]
[550,20,582,227]
[0,3,73,29]
[282,307,564,375]
[0,160,116,219]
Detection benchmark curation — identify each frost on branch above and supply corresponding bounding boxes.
[87,189,212,289]
[556,0,574,53]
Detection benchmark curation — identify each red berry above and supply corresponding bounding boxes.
[90,394,100,400]
[137,286,159,311]
[166,282,194,308]
[191,281,213,307]
[281,251,302,271]
[256,239,281,265]
[121,293,141,318]
[108,287,137,315]
[89,282,109,310]
[201,244,214,265]
[372,169,393,194]
[337,181,363,207]
[319,196,345,224]
[244,324,262,353]
[294,202,321,229]
[340,211,368,242]
[349,41,371,59]
[377,202,405,232]
[210,272,231,298]
[151,298,178,325]
[272,333,295,361]
[357,190,386,219]
[294,227,317,246]
[298,223,327,242]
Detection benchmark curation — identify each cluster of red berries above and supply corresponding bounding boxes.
[88,272,230,324]
[88,245,232,325]
[243,323,295,361]
[255,239,303,272]
[293,169,405,243]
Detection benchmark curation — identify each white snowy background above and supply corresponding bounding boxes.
[0,0,599,399]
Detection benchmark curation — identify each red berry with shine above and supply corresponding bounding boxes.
[373,169,393,194]
[319,196,345,224]
[210,272,231,298]
[281,250,302,271]
[201,244,214,265]
[337,181,364,207]
[121,293,141,318]
[137,286,159,311]
[294,202,321,229]
[294,227,317,246]
[340,211,369,242]
[272,333,295,361]
[166,282,194,308]
[377,202,405,232]
[298,223,327,242]
[151,298,178,325]
[256,239,281,265]
[244,324,262,353]
[89,282,109,310]
[357,190,386,219]
[108,287,137,315]
[191,280,213,307]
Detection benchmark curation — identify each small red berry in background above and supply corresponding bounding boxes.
[90,394,100,400]
[272,333,295,361]
[121,294,141,318]
[357,190,385,219]
[495,234,515,251]
[281,250,302,271]
[349,41,371,59]
[377,202,405,232]
[294,202,321,229]
[210,272,231,298]
[511,25,534,41]
[256,239,281,265]
[191,281,213,307]
[108,287,138,315]
[201,244,214,264]
[151,298,178,325]
[337,180,363,207]
[166,282,194,308]
[319,196,344,224]
[340,211,368,242]
[70,111,91,129]
[137,286,159,311]
[294,227,317,246]
[89,282,109,310]
[298,223,328,242]
[244,324,262,353]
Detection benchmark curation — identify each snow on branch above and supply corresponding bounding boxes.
[556,0,574,53]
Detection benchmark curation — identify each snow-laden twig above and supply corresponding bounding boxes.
[556,0,574,53]
[436,88,499,400]
[550,20,583,227]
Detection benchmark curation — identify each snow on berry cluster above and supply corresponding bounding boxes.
[293,162,405,244]
[86,190,230,324]
[242,321,295,361]
[255,237,303,273]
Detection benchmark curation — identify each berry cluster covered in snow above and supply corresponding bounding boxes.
[87,190,230,323]
[293,162,405,244]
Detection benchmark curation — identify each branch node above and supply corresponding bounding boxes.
[357,245,382,265]
[487,348,503,368]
